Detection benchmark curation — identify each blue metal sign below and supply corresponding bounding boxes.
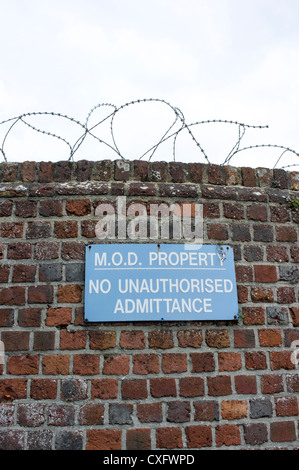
[84,244,238,322]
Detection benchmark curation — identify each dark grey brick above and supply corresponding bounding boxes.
[266,306,289,325]
[109,404,132,425]
[250,398,273,419]
[65,263,85,282]
[39,263,62,282]
[279,266,299,284]
[55,431,83,450]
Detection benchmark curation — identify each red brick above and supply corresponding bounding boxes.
[185,425,212,449]
[234,375,257,394]
[0,264,9,283]
[121,379,147,400]
[177,329,203,348]
[73,354,100,375]
[221,400,247,420]
[218,352,242,371]
[15,201,37,218]
[1,331,30,351]
[30,379,57,400]
[57,285,82,303]
[1,222,23,238]
[270,206,290,222]
[223,203,244,219]
[191,352,215,372]
[39,200,63,217]
[46,308,72,327]
[60,330,86,350]
[33,331,55,350]
[42,355,70,375]
[89,330,116,350]
[102,355,130,375]
[216,425,241,447]
[61,242,85,260]
[242,306,265,325]
[0,308,13,327]
[137,403,162,423]
[207,164,221,185]
[203,202,220,218]
[28,285,53,304]
[270,351,295,371]
[54,221,78,238]
[247,204,268,221]
[21,161,36,182]
[156,427,183,449]
[290,307,299,327]
[251,286,274,303]
[235,265,253,282]
[12,264,36,283]
[150,378,176,398]
[258,329,282,347]
[66,199,91,216]
[7,242,32,260]
[0,379,27,401]
[207,223,229,240]
[234,329,255,348]
[275,396,298,416]
[194,401,219,421]
[266,246,289,262]
[0,287,26,306]
[148,330,173,349]
[270,421,296,443]
[277,286,296,304]
[7,354,39,375]
[276,226,297,242]
[179,377,204,398]
[245,352,267,370]
[126,428,151,450]
[161,354,187,374]
[119,331,145,350]
[18,308,41,327]
[38,162,54,183]
[86,430,122,450]
[91,379,118,399]
[207,375,232,396]
[205,329,230,348]
[133,354,159,375]
[261,374,284,394]
[254,265,277,283]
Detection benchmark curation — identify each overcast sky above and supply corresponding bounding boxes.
[0,0,298,169]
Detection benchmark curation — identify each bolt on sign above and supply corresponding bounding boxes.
[84,244,238,322]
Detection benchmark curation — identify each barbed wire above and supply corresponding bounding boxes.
[0,98,298,169]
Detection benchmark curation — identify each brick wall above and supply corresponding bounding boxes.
[0,159,298,450]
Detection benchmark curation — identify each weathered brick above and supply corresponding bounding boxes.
[221,400,247,420]
[126,429,151,450]
[215,425,241,447]
[161,353,187,374]
[137,403,162,423]
[91,379,118,399]
[185,425,212,449]
[102,355,130,375]
[86,430,122,450]
[207,376,232,396]
[156,427,183,449]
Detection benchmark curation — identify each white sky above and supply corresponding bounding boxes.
[0,0,298,169]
